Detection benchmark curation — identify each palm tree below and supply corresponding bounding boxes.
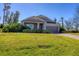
[61,17,64,28]
[3,3,11,25]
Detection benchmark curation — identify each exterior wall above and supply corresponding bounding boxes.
[46,23,59,33]
[21,21,44,30]
[34,23,37,30]
[43,22,46,30]
[21,21,60,33]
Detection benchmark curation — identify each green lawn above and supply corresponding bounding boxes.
[0,33,79,56]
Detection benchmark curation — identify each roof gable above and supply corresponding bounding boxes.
[22,16,45,22]
[22,15,56,23]
[37,15,55,23]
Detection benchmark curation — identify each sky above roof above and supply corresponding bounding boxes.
[0,3,79,23]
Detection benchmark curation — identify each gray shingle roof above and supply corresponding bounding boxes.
[22,15,55,23]
[37,15,55,23]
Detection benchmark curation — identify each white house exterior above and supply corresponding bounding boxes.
[21,15,60,33]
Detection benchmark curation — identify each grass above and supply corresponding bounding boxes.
[68,33,79,36]
[0,33,79,56]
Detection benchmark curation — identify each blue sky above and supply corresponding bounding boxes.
[0,3,79,23]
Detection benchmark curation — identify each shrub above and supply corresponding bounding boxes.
[59,27,65,33]
[2,26,9,32]
[2,23,21,32]
[42,30,50,33]
[31,30,37,33]
[63,31,79,33]
[22,29,50,33]
[20,25,31,30]
[2,24,9,32]
[33,30,50,33]
[2,23,31,32]
[34,29,42,33]
[2,23,50,33]
[71,31,79,33]
[22,29,31,33]
[23,29,42,33]
[0,24,3,28]
[3,24,18,32]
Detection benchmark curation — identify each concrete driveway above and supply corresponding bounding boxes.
[57,34,79,40]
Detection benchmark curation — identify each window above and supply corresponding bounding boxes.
[26,24,34,30]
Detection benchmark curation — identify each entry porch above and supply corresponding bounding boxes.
[23,22,46,30]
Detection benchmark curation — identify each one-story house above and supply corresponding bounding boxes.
[21,15,60,33]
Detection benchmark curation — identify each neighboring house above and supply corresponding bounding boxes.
[21,15,60,33]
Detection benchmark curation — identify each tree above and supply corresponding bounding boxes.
[7,11,20,24]
[65,18,73,31]
[8,12,14,24]
[54,18,57,23]
[13,11,20,23]
[59,17,65,32]
[61,17,64,29]
[73,6,79,31]
[3,4,20,25]
[3,3,11,25]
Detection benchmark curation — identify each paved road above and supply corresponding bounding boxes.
[57,34,79,40]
